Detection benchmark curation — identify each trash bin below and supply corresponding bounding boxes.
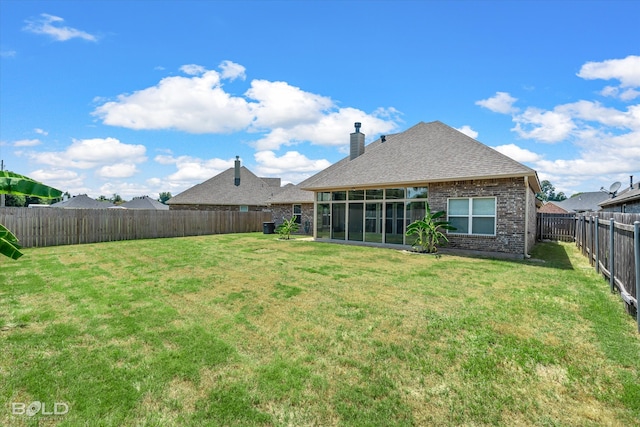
[263,222,275,234]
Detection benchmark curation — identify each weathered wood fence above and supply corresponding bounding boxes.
[537,213,576,242]
[575,212,640,332]
[0,207,272,248]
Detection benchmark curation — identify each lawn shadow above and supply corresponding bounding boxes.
[526,241,575,270]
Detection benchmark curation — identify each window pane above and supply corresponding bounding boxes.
[366,189,383,200]
[385,202,404,244]
[385,188,405,199]
[348,203,364,241]
[348,189,365,200]
[332,191,347,201]
[449,199,469,215]
[293,204,302,214]
[365,203,382,243]
[472,198,495,215]
[317,192,331,201]
[406,201,426,227]
[331,203,346,240]
[316,204,330,238]
[472,217,495,235]
[407,187,428,199]
[449,217,469,233]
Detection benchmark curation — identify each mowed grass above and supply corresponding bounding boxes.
[1,233,639,426]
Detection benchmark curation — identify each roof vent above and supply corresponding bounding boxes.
[381,135,386,143]
[234,156,241,186]
[354,122,361,133]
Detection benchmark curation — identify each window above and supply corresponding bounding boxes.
[239,205,249,212]
[293,204,302,224]
[448,197,496,235]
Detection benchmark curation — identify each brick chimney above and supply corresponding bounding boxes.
[350,122,365,160]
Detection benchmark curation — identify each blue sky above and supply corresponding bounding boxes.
[1,0,639,200]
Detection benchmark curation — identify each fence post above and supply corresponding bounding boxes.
[635,221,639,333]
[592,216,600,273]
[609,218,615,293]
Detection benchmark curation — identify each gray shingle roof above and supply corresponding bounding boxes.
[268,183,314,204]
[167,166,283,206]
[121,196,169,210]
[301,121,540,192]
[554,192,609,212]
[51,194,114,209]
[599,183,640,207]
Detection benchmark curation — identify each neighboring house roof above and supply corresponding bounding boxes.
[599,183,640,208]
[121,196,169,210]
[301,121,540,192]
[538,202,569,214]
[268,183,314,204]
[553,192,609,212]
[51,194,114,209]
[167,166,283,206]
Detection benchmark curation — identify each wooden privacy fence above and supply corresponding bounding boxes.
[575,212,640,333]
[0,207,273,248]
[537,213,577,242]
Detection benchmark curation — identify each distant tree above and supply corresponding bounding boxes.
[97,195,109,202]
[4,194,26,207]
[158,192,172,204]
[538,180,567,202]
[110,194,124,205]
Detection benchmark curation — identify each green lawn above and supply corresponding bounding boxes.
[1,233,639,426]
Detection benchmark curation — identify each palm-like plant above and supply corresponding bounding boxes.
[1,171,62,259]
[276,215,300,240]
[405,202,456,253]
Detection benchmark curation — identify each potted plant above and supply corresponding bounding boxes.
[405,202,456,253]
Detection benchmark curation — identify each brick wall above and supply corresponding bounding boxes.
[429,177,529,256]
[270,203,314,235]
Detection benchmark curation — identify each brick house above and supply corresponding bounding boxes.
[599,178,640,213]
[167,157,283,211]
[301,121,542,258]
[267,184,314,235]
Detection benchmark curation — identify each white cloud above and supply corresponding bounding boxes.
[577,55,640,88]
[34,128,48,136]
[1,50,17,58]
[29,168,84,192]
[93,62,401,149]
[455,125,478,139]
[254,151,331,175]
[93,63,253,133]
[14,139,41,147]
[219,60,246,81]
[25,137,146,169]
[512,107,575,142]
[23,14,97,42]
[154,154,233,183]
[253,107,401,151]
[247,80,334,129]
[476,92,519,114]
[493,144,542,163]
[96,163,139,179]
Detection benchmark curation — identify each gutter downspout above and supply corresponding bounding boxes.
[524,176,531,259]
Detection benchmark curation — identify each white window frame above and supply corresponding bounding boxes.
[447,197,497,236]
[293,204,302,224]
[239,205,249,212]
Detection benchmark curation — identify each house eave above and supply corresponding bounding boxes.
[302,172,540,193]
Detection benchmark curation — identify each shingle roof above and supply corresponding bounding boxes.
[51,194,114,209]
[268,183,314,204]
[538,202,569,214]
[554,192,609,212]
[167,166,283,206]
[121,196,169,210]
[599,183,640,207]
[301,121,540,192]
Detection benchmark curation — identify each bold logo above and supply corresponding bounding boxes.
[11,401,69,416]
